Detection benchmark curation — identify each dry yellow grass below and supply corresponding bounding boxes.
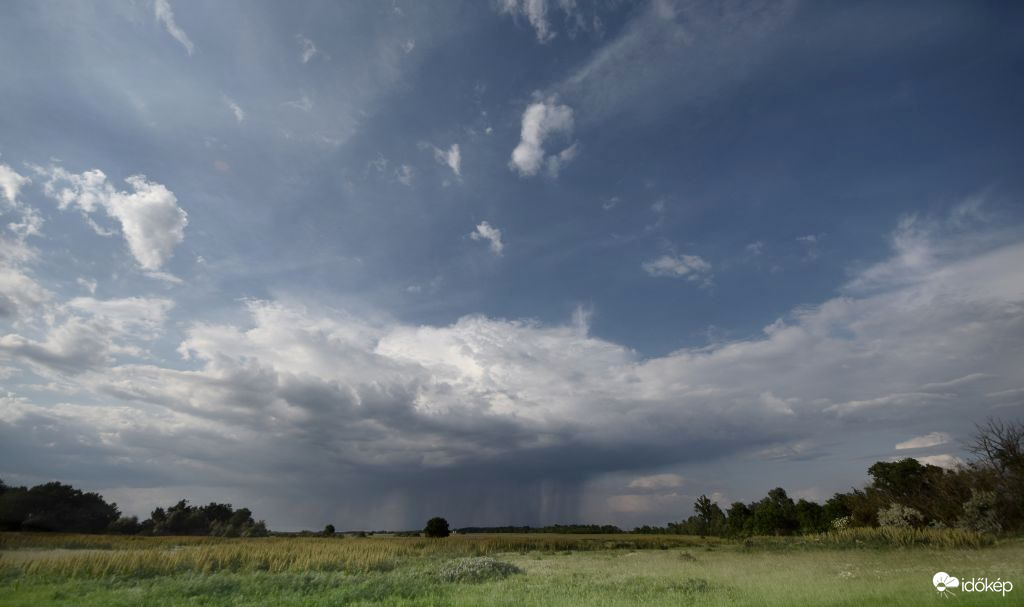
[0,533,725,577]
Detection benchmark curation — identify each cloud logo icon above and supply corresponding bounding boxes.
[933,572,960,595]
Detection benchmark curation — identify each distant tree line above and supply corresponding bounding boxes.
[634,419,1023,537]
[0,481,268,537]
[456,524,623,534]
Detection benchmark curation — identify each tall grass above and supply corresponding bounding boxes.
[1,527,999,579]
[0,533,723,577]
[741,526,995,550]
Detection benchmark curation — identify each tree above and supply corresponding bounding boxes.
[693,495,713,535]
[751,488,798,535]
[868,458,947,520]
[323,524,335,536]
[13,482,119,533]
[967,418,1024,531]
[968,418,1024,477]
[794,499,827,533]
[202,502,234,524]
[692,494,725,536]
[823,493,852,524]
[725,502,752,537]
[424,516,450,538]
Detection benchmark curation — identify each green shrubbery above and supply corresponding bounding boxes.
[637,418,1024,539]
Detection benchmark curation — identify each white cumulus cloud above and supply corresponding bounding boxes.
[470,221,504,255]
[40,166,188,271]
[510,99,576,177]
[0,163,30,206]
[433,143,461,177]
[0,268,51,319]
[642,254,712,281]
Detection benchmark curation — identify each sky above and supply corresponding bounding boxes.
[1,0,1023,531]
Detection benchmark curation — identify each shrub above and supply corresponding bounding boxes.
[957,490,1002,534]
[438,557,523,583]
[877,503,924,529]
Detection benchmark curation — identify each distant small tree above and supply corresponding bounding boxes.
[424,516,450,538]
[323,524,335,536]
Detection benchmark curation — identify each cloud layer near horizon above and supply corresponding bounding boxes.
[2,200,1022,528]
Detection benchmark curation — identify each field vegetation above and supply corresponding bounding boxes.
[2,530,1021,606]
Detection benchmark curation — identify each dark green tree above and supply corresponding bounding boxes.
[424,516,450,538]
[323,524,336,536]
[823,493,852,524]
[15,482,119,533]
[725,501,752,537]
[751,488,798,535]
[693,494,726,536]
[794,499,826,533]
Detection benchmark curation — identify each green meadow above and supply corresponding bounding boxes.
[2,531,1020,606]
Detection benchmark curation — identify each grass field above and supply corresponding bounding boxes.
[1,531,1020,606]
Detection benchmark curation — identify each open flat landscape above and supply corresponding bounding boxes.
[2,531,1021,606]
[3,2,1024,606]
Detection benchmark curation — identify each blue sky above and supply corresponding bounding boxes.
[1,0,1023,530]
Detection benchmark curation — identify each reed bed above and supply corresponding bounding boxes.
[0,533,722,577]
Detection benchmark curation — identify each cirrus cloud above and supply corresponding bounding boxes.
[154,0,194,56]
